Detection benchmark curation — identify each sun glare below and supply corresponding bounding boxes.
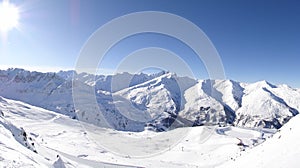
[0,1,19,32]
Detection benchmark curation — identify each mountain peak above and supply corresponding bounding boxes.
[0,68,299,131]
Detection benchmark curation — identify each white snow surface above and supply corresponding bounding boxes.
[218,114,300,168]
[0,96,280,168]
[0,68,300,167]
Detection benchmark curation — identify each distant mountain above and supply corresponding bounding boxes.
[0,68,299,131]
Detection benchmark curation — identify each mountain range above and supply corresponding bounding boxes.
[1,68,300,167]
[0,68,299,132]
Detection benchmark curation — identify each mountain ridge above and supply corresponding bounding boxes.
[0,68,299,131]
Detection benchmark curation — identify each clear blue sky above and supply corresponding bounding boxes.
[0,0,299,87]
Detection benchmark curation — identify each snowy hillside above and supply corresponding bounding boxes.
[0,96,277,167]
[234,81,299,129]
[0,68,299,131]
[219,114,300,168]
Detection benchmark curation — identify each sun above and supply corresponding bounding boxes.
[0,1,20,32]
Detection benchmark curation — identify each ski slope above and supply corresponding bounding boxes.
[219,114,300,168]
[0,96,278,168]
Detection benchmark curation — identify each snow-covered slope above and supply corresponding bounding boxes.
[0,96,277,168]
[0,69,160,131]
[179,81,232,126]
[114,72,197,131]
[0,96,142,167]
[0,68,299,131]
[219,114,300,168]
[235,81,299,129]
[0,69,75,117]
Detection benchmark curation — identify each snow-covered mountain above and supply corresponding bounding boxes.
[0,96,275,167]
[1,68,300,167]
[0,68,160,119]
[0,68,299,131]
